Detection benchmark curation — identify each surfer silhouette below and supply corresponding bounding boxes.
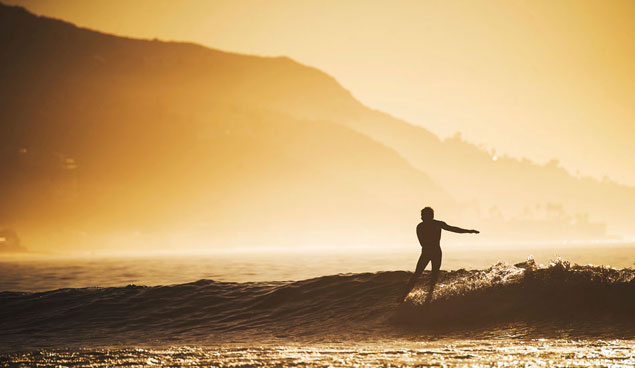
[400,207,479,302]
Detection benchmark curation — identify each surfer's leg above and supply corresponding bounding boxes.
[425,250,442,302]
[401,252,430,300]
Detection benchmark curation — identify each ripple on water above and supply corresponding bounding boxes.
[1,339,634,367]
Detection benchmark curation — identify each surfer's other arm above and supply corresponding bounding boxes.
[441,222,479,234]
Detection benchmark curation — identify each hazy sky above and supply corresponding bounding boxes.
[7,0,635,185]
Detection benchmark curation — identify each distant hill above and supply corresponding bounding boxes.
[1,3,632,251]
[0,3,451,251]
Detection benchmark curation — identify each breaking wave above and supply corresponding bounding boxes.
[1,259,633,349]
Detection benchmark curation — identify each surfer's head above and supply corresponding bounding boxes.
[421,207,434,221]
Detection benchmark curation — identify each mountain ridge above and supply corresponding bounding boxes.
[1,2,633,249]
[0,2,453,251]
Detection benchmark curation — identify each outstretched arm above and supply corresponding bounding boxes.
[441,222,479,234]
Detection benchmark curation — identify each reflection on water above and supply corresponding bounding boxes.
[2,339,634,367]
[1,245,634,292]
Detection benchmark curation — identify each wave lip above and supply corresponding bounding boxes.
[0,260,634,349]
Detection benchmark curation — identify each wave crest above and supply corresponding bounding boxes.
[396,258,635,332]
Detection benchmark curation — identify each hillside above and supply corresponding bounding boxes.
[0,4,451,251]
[1,3,633,251]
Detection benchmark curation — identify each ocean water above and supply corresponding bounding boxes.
[2,244,634,292]
[1,245,634,366]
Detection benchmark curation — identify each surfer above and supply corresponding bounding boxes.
[400,207,479,302]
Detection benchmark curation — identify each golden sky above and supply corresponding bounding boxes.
[7,0,635,185]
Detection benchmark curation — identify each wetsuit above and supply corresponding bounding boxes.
[412,220,444,280]
[401,220,451,301]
